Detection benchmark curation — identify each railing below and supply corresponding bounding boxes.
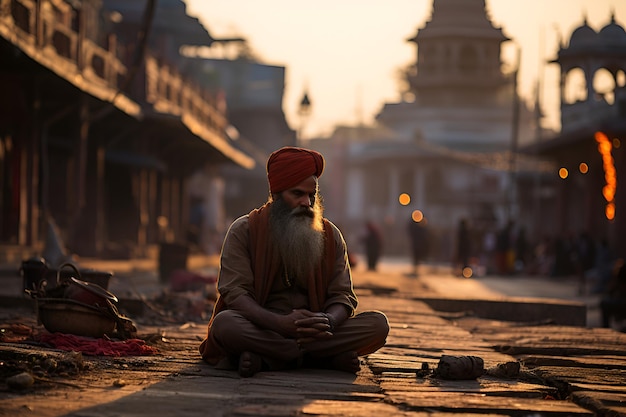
[145,55,228,134]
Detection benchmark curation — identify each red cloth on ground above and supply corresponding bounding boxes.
[266,147,324,193]
[37,332,158,356]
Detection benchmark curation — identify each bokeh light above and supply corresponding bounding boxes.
[411,210,423,223]
[606,202,615,221]
[579,163,588,174]
[462,267,473,278]
[558,168,568,179]
[398,193,411,206]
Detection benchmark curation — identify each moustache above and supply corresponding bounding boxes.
[291,206,315,218]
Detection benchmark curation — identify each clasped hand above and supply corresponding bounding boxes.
[285,309,333,345]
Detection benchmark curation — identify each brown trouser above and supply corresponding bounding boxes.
[209,310,389,367]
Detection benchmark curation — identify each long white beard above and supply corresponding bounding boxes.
[270,197,325,287]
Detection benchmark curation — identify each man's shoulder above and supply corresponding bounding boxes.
[227,214,251,233]
[323,217,337,230]
[323,218,344,240]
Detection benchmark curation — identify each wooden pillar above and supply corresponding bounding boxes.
[76,96,89,212]
[159,176,173,242]
[95,145,105,255]
[28,80,42,247]
[137,169,150,256]
[170,176,181,241]
[146,170,158,246]
[18,144,28,245]
[68,94,88,252]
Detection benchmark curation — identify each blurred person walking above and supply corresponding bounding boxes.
[575,231,596,294]
[495,220,514,275]
[407,216,429,277]
[591,238,615,293]
[514,226,529,274]
[455,218,471,275]
[599,259,626,329]
[361,221,383,271]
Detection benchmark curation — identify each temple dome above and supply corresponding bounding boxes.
[598,15,626,46]
[567,19,597,50]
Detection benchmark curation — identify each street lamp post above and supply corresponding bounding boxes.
[297,90,311,146]
[508,47,521,222]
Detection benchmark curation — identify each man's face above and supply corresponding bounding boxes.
[278,175,318,211]
[270,175,325,282]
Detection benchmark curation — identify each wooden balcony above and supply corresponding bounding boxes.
[145,55,227,134]
[0,0,138,115]
[141,55,254,167]
[0,0,254,169]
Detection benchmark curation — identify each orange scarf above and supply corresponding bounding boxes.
[199,203,335,363]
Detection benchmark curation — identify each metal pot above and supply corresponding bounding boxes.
[37,298,117,338]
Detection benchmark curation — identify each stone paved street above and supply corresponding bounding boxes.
[1,256,625,416]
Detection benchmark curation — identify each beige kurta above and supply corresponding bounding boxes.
[217,215,357,314]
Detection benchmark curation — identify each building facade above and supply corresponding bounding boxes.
[523,13,626,256]
[0,0,254,263]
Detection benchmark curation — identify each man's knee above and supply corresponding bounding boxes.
[211,310,245,341]
[371,311,390,337]
[353,311,389,355]
[365,309,388,324]
[212,309,240,325]
[355,310,389,340]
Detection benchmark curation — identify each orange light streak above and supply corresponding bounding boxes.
[594,131,617,220]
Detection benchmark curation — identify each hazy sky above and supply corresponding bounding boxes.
[184,0,626,139]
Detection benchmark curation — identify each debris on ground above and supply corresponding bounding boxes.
[138,289,215,325]
[0,346,88,385]
[485,360,521,378]
[433,354,485,380]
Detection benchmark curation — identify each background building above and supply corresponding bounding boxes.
[309,0,549,265]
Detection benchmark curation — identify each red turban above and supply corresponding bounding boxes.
[267,147,325,193]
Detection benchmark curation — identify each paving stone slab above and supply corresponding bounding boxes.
[520,354,626,370]
[387,391,593,415]
[572,390,626,416]
[380,375,559,397]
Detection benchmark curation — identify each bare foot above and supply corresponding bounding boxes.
[238,351,263,377]
[331,351,360,374]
